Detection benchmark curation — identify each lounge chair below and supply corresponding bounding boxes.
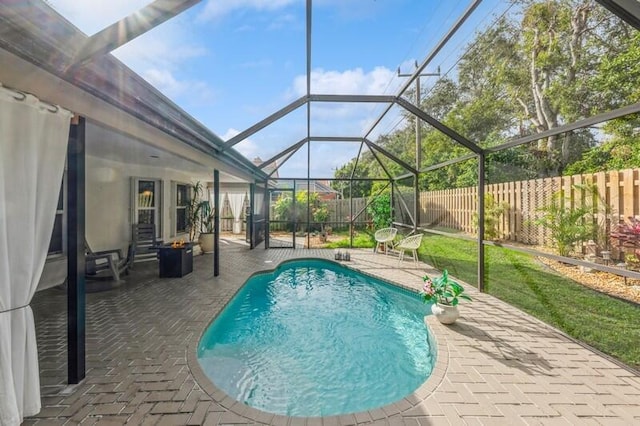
[374,227,397,255]
[395,233,423,266]
[86,240,136,282]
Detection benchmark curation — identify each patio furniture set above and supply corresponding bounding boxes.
[374,227,423,266]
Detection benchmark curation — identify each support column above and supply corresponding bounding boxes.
[391,182,395,226]
[249,183,255,249]
[349,180,353,248]
[67,116,86,384]
[414,173,420,232]
[477,153,485,292]
[265,182,269,249]
[292,183,297,249]
[213,169,220,277]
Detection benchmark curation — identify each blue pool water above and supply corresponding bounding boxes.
[197,259,435,416]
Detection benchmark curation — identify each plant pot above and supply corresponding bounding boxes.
[431,303,459,324]
[198,232,214,253]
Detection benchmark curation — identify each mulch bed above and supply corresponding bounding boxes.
[538,256,640,304]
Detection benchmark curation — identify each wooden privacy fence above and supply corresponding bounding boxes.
[268,198,373,232]
[265,169,639,247]
[420,168,640,247]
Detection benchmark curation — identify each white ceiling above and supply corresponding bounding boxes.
[86,120,247,183]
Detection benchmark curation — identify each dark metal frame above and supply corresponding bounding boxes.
[9,0,638,389]
[67,117,86,384]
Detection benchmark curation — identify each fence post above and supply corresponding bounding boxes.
[478,153,485,293]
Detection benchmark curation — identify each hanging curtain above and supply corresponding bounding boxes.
[208,190,224,219]
[228,192,246,234]
[254,191,264,215]
[0,85,72,426]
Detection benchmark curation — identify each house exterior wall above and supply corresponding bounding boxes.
[87,156,205,250]
[38,156,212,290]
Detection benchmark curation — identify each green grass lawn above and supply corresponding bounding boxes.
[324,230,375,249]
[419,233,640,371]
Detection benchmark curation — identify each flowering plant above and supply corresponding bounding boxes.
[421,269,472,306]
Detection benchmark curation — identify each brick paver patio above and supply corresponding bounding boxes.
[26,240,640,425]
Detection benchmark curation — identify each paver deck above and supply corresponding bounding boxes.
[26,240,640,425]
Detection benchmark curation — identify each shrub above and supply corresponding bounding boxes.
[367,192,391,230]
[472,194,510,240]
[534,185,598,257]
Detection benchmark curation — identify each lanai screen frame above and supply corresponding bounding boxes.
[224,0,640,291]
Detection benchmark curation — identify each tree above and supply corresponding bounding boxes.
[331,157,373,198]
[332,0,638,189]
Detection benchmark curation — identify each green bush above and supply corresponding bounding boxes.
[534,185,597,257]
[472,194,509,240]
[367,192,391,229]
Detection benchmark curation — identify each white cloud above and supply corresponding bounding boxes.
[114,35,208,73]
[47,0,149,35]
[200,0,298,21]
[287,67,404,135]
[292,67,400,97]
[222,128,260,161]
[267,13,299,31]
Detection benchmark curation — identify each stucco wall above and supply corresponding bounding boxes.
[38,156,212,290]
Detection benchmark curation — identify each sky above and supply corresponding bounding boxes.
[47,0,505,178]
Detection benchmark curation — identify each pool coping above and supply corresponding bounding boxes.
[186,257,450,423]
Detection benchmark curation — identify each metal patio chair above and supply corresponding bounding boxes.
[395,233,423,266]
[374,227,397,255]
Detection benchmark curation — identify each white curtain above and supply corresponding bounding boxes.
[228,193,246,234]
[254,191,264,215]
[0,86,72,426]
[207,190,225,221]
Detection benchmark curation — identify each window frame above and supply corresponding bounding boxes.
[174,181,189,236]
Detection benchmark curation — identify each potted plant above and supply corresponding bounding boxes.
[421,269,472,324]
[186,181,215,253]
[198,201,215,253]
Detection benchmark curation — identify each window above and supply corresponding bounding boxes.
[176,183,188,234]
[137,180,157,225]
[48,177,64,254]
[132,178,162,238]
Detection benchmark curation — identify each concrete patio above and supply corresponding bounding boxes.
[27,241,640,425]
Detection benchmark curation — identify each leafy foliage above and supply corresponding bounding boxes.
[421,269,472,306]
[367,192,391,230]
[472,194,510,240]
[272,190,329,232]
[534,185,598,256]
[186,181,213,241]
[333,1,639,186]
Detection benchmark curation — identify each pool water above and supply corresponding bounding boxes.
[197,259,435,417]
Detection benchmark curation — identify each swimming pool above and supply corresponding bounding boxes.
[197,259,435,416]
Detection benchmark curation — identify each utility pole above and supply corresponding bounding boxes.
[397,61,441,171]
[398,62,440,232]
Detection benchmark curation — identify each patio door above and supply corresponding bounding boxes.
[268,187,295,248]
[133,178,162,238]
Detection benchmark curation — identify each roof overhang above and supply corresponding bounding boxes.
[0,0,267,183]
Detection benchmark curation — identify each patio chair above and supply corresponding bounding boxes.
[374,227,397,255]
[132,223,163,263]
[395,233,423,266]
[85,240,136,282]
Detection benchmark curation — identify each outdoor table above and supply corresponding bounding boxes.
[158,243,193,278]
